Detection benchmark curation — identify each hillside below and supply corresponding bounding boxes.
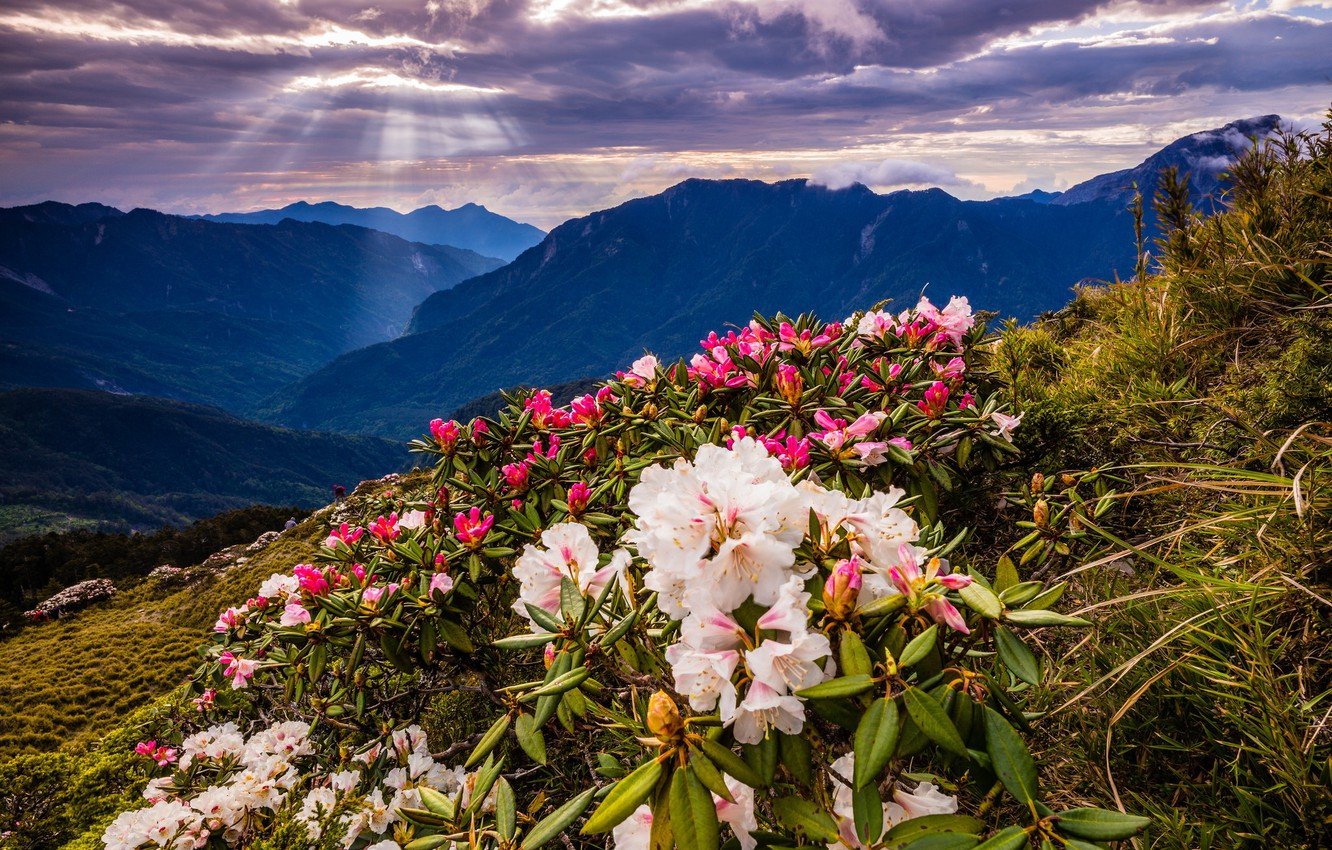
[0,389,409,539]
[264,179,1133,436]
[198,200,546,261]
[1053,114,1281,208]
[0,206,504,411]
[264,116,1279,439]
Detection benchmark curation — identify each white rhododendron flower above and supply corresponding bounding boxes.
[829,753,960,849]
[731,680,807,744]
[628,438,807,617]
[511,521,629,631]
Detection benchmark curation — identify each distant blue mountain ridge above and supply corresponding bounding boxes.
[195,200,546,262]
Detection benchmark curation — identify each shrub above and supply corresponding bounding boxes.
[93,298,1148,850]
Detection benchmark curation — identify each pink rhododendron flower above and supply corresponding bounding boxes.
[429,571,454,598]
[219,651,258,689]
[453,507,494,549]
[570,393,603,426]
[778,322,834,355]
[293,564,330,596]
[325,523,364,549]
[917,381,950,418]
[369,513,400,543]
[916,295,974,346]
[502,460,530,491]
[191,688,216,712]
[567,481,591,515]
[932,356,967,382]
[280,600,311,626]
[823,557,863,619]
[213,606,247,634]
[991,410,1023,442]
[887,544,973,633]
[134,740,178,766]
[618,353,660,386]
[429,418,461,453]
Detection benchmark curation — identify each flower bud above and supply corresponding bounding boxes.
[646,690,684,743]
[1030,472,1045,493]
[543,643,556,669]
[822,558,863,620]
[1033,498,1049,528]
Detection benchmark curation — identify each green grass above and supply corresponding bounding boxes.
[0,517,329,760]
[991,118,1332,847]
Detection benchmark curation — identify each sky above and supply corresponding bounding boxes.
[0,1,1329,229]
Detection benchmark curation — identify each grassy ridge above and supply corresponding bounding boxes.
[994,119,1332,846]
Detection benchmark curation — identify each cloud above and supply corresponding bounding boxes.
[0,1,1328,226]
[810,159,977,190]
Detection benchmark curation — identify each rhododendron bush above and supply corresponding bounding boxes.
[105,298,1149,850]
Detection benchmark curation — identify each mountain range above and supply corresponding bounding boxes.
[0,388,405,541]
[0,114,1281,531]
[0,205,503,411]
[198,200,546,262]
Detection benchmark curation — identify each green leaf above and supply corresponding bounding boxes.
[882,814,985,842]
[994,557,1019,593]
[997,581,1043,606]
[858,593,908,618]
[902,687,968,758]
[495,777,517,841]
[901,836,981,850]
[778,731,813,787]
[405,837,451,850]
[853,698,900,788]
[743,733,778,786]
[669,767,721,850]
[560,576,586,623]
[582,758,665,834]
[465,713,511,769]
[1054,808,1151,840]
[1023,582,1067,611]
[492,632,556,650]
[515,712,548,765]
[983,706,1039,806]
[417,786,456,820]
[693,737,762,788]
[793,676,879,703]
[524,603,564,634]
[958,582,1002,619]
[522,787,597,849]
[840,631,873,677]
[1003,609,1090,628]
[994,626,1042,686]
[899,625,939,668]
[437,618,475,653]
[852,782,883,845]
[797,673,875,700]
[772,796,841,843]
[525,666,590,700]
[971,825,1029,850]
[688,748,734,802]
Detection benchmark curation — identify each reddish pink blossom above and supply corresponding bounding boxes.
[134,740,178,766]
[917,381,951,418]
[368,513,400,543]
[325,523,364,549]
[213,606,247,634]
[778,321,834,355]
[192,688,216,713]
[823,557,863,619]
[293,564,330,596]
[429,418,462,453]
[470,419,490,442]
[567,481,591,515]
[454,507,494,549]
[503,460,531,491]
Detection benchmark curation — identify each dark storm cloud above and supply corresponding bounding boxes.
[0,0,1327,222]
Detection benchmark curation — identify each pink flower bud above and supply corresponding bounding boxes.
[823,557,863,619]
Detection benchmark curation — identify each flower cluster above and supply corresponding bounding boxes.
[23,577,116,620]
[105,722,476,850]
[98,297,1144,850]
